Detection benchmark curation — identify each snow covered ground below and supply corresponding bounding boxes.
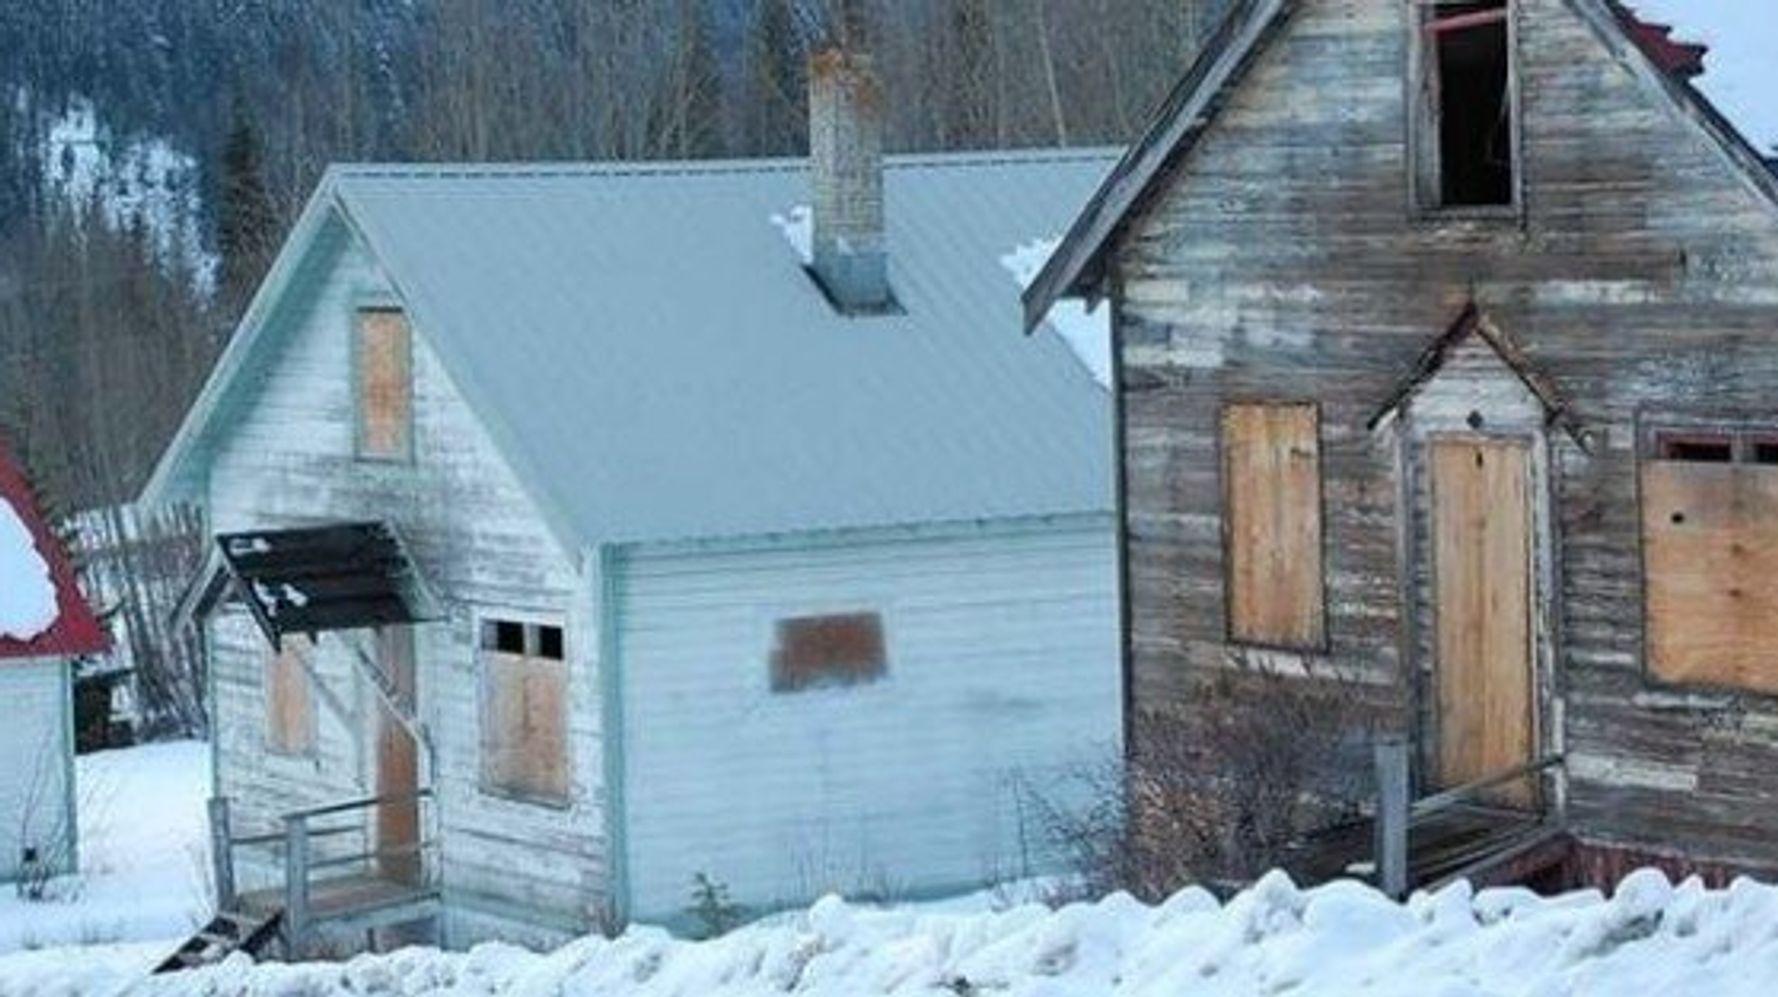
[8,865,1778,996]
[0,740,210,958]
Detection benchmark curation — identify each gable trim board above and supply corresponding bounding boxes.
[1022,0,1778,332]
[1368,304,1588,451]
[147,151,1117,553]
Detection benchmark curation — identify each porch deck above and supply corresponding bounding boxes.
[1290,803,1568,892]
[238,872,440,926]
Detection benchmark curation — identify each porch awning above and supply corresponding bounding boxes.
[179,522,440,648]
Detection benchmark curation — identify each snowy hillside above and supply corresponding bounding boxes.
[7,866,1778,996]
[37,95,215,288]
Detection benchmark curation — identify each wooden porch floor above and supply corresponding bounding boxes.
[239,873,439,925]
[1287,803,1567,891]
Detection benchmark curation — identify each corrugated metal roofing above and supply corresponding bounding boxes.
[330,149,1117,546]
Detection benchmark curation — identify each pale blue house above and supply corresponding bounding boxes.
[143,55,1120,957]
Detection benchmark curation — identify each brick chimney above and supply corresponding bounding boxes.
[809,47,892,314]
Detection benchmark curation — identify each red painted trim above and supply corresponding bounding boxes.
[0,432,109,661]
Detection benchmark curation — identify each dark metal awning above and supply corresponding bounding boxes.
[183,522,440,648]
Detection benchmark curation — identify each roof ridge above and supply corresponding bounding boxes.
[328,146,1121,183]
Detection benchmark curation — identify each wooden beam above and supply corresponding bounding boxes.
[1426,8,1507,35]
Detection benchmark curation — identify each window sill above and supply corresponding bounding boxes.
[477,784,573,812]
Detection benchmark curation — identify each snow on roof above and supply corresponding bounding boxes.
[0,493,56,642]
[0,435,108,660]
[1002,237,1111,388]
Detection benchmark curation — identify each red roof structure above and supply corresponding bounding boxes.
[1613,3,1710,79]
[0,433,108,661]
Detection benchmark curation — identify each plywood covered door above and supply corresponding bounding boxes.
[374,627,421,884]
[1431,439,1535,806]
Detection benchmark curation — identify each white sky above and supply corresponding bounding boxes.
[1630,0,1778,151]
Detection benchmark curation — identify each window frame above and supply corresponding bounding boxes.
[352,306,416,464]
[1407,0,1525,220]
[474,608,572,809]
[1220,399,1330,653]
[1637,415,1778,696]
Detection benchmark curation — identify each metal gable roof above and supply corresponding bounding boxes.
[160,149,1118,547]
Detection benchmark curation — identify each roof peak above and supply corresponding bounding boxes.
[325,147,1121,184]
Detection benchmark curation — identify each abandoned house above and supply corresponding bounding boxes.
[141,51,1120,959]
[1025,0,1778,891]
[0,432,109,886]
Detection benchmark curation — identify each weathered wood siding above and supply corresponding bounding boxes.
[203,216,608,946]
[1115,0,1778,865]
[0,660,74,882]
[615,516,1120,925]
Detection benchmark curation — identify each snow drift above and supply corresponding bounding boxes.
[11,867,1778,996]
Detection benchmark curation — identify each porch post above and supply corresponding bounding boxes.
[1374,733,1411,899]
[208,796,236,910]
[283,814,311,958]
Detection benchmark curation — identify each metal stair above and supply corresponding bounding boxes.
[153,908,283,973]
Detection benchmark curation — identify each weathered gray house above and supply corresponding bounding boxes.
[1027,0,1778,889]
[144,55,1120,959]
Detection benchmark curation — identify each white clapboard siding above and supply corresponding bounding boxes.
[0,660,73,883]
[204,218,607,941]
[616,517,1120,924]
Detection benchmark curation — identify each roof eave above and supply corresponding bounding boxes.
[1021,0,1294,333]
[140,170,352,508]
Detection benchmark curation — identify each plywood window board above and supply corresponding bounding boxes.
[1222,402,1326,650]
[1642,459,1778,694]
[479,619,570,804]
[770,612,887,693]
[356,308,413,461]
[265,637,317,755]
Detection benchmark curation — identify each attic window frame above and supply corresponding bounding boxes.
[1408,0,1525,219]
[1646,425,1778,466]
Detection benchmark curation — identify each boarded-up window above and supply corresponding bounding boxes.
[1223,403,1325,649]
[265,638,316,755]
[479,619,569,804]
[356,308,412,461]
[770,612,887,692]
[1643,434,1778,693]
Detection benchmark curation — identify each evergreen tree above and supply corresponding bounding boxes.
[214,99,276,314]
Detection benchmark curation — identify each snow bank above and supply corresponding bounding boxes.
[0,495,57,642]
[0,741,210,958]
[14,867,1778,996]
[770,205,815,265]
[1002,238,1111,388]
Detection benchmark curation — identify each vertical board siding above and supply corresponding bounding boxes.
[1223,402,1324,648]
[617,519,1120,924]
[1115,0,1778,865]
[0,662,73,882]
[204,220,606,942]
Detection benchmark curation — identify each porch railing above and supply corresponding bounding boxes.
[209,789,437,953]
[1371,735,1566,897]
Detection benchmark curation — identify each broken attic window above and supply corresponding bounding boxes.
[1423,1,1516,208]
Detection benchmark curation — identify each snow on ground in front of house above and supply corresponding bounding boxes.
[12,867,1778,996]
[0,494,58,642]
[1002,237,1112,389]
[0,740,210,960]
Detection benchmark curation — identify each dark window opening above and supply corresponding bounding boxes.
[1750,439,1778,465]
[483,619,527,655]
[1431,2,1515,207]
[771,612,887,693]
[1657,433,1734,464]
[536,624,565,662]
